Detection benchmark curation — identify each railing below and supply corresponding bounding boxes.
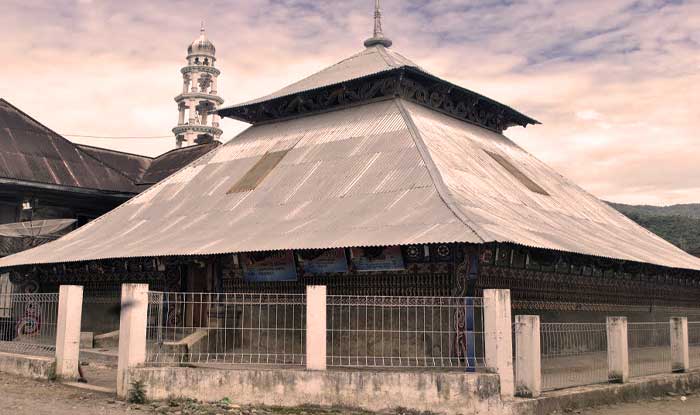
[628,322,671,378]
[539,323,609,391]
[146,292,306,366]
[326,296,485,369]
[0,292,59,356]
[689,321,700,369]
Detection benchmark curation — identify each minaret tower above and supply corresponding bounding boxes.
[173,22,224,148]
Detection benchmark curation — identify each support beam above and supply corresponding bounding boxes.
[117,284,149,398]
[305,285,326,371]
[55,285,83,380]
[670,317,689,373]
[514,315,541,398]
[606,316,629,383]
[484,289,514,397]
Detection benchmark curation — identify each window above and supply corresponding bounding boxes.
[485,150,549,196]
[228,150,290,194]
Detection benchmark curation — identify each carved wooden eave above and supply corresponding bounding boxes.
[217,68,540,134]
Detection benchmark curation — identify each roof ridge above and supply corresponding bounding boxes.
[76,143,155,160]
[373,45,395,67]
[393,98,486,243]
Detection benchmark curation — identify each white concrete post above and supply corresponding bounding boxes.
[606,316,629,383]
[117,284,149,398]
[514,315,541,398]
[484,289,514,397]
[670,317,689,373]
[305,285,326,371]
[55,285,83,380]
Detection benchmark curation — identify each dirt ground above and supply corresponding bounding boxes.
[578,393,700,415]
[2,371,700,415]
[0,372,377,415]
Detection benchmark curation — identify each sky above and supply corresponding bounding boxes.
[1,0,698,206]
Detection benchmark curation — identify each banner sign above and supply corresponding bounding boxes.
[350,246,405,272]
[241,251,297,282]
[297,249,348,275]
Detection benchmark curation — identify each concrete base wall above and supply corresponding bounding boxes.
[129,367,507,415]
[0,351,54,380]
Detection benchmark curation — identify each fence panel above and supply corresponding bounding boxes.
[146,292,306,366]
[539,322,608,391]
[689,322,700,369]
[628,322,671,378]
[0,292,59,356]
[326,296,485,369]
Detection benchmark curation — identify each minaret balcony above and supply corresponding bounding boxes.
[172,124,223,136]
[181,65,221,76]
[174,92,224,105]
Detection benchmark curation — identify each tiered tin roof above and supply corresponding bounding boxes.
[1,14,699,271]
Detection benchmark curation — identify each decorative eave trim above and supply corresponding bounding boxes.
[218,68,540,133]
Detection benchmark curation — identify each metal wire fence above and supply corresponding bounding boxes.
[146,292,306,366]
[628,322,671,378]
[689,321,700,369]
[326,296,485,369]
[538,322,609,391]
[0,292,59,356]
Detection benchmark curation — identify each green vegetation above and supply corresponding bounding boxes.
[609,202,700,255]
[128,379,148,404]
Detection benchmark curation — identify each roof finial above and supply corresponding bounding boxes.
[373,0,383,38]
[364,0,393,48]
[200,20,205,33]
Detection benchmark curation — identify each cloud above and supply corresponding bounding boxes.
[0,0,697,205]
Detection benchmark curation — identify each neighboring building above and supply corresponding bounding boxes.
[1,1,700,334]
[0,99,218,301]
[0,99,139,257]
[173,23,224,148]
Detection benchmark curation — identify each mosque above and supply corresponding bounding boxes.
[1,1,700,339]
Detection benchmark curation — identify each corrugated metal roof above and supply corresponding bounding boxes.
[223,45,420,109]
[139,142,221,185]
[401,100,700,270]
[1,98,699,271]
[0,99,140,194]
[77,145,153,183]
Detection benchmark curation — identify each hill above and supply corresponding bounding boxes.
[609,202,700,256]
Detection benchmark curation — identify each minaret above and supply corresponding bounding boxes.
[364,0,392,48]
[173,22,224,148]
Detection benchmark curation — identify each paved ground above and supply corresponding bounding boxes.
[578,393,700,414]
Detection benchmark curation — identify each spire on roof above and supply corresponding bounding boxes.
[364,0,393,48]
[200,20,205,33]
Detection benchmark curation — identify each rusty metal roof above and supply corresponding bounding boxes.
[0,99,141,194]
[76,145,153,183]
[79,142,220,186]
[1,98,699,271]
[139,142,221,185]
